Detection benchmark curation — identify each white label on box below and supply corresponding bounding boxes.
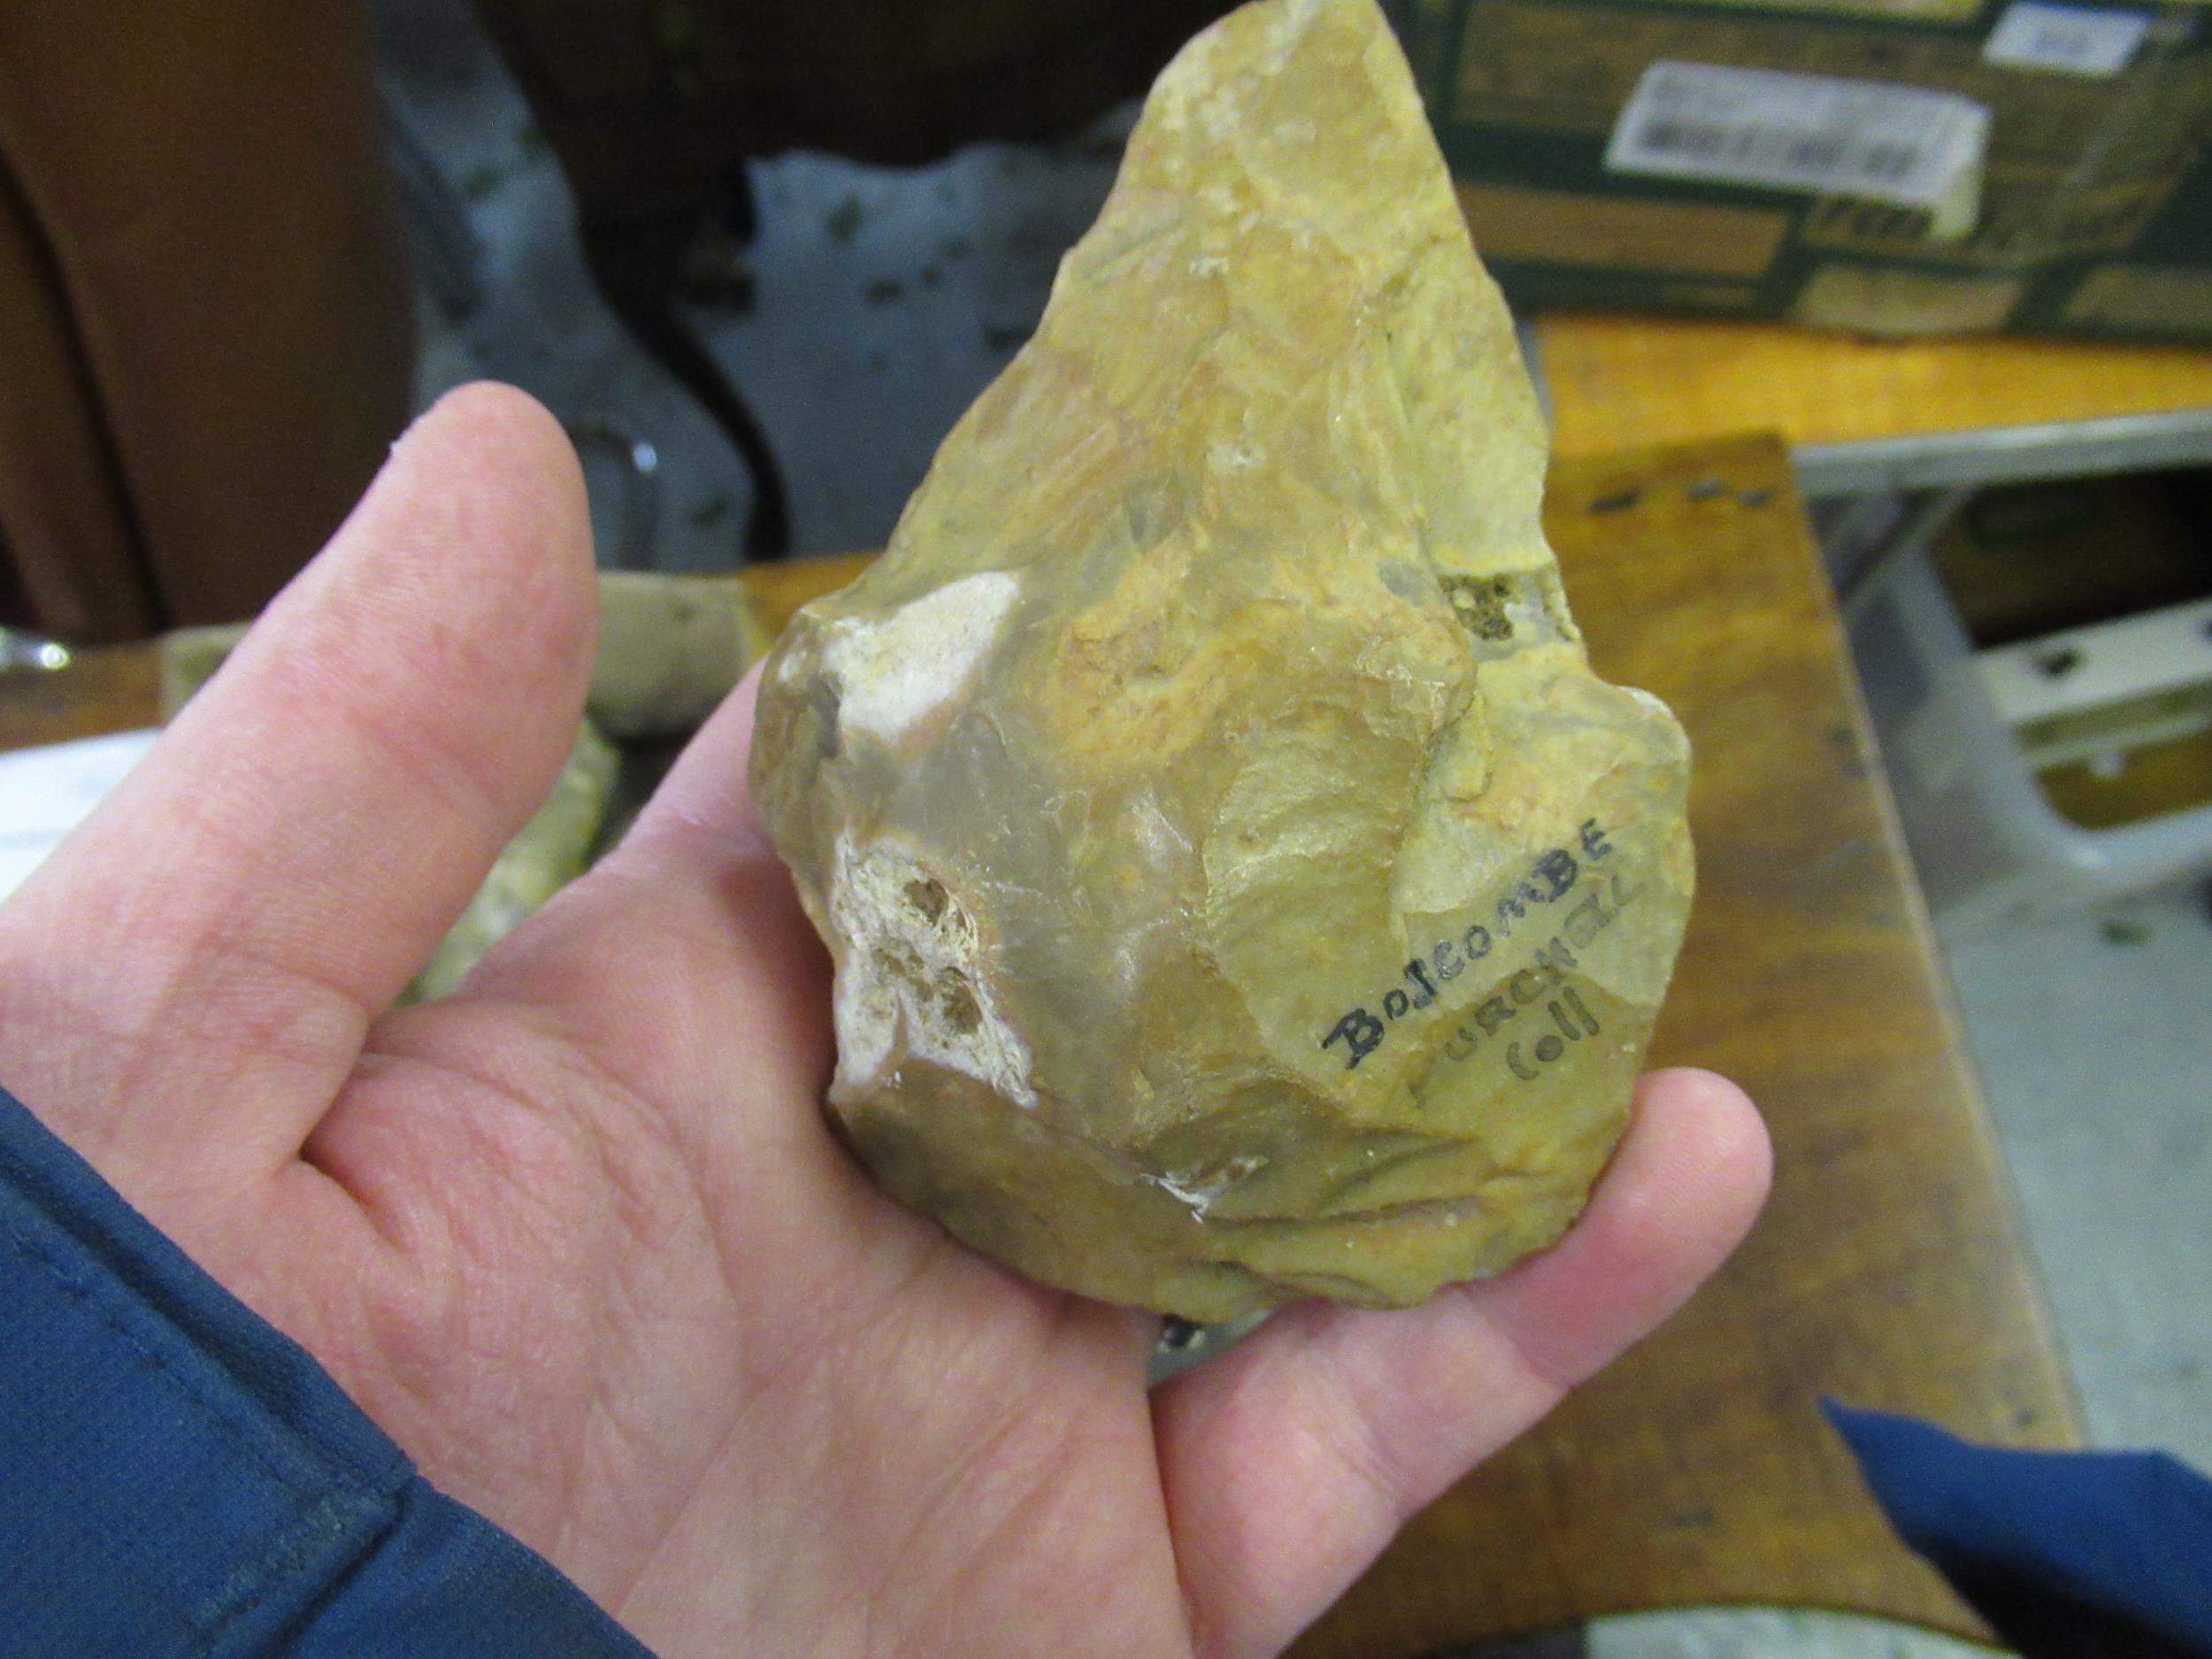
[1605,60,1990,212]
[1984,1,2149,76]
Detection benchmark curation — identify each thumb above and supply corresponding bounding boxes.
[0,384,595,1214]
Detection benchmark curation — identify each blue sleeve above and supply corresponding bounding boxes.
[0,1083,657,1658]
[1828,1401,2212,1659]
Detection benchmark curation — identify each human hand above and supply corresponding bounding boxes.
[0,387,1770,1659]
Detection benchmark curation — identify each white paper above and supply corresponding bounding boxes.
[1985,1,2149,76]
[0,728,159,902]
[1606,60,1990,213]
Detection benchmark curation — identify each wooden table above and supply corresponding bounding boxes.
[2,434,2080,1647]
[1296,434,2081,1655]
[1537,314,2212,461]
[0,640,156,752]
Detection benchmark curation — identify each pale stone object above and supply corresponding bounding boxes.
[409,719,618,1003]
[158,572,772,738]
[751,0,1694,1320]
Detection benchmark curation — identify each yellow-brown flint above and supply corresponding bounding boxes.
[751,0,1693,1319]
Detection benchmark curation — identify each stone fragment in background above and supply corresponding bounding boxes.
[407,718,618,1002]
[750,0,1694,1320]
[157,572,771,739]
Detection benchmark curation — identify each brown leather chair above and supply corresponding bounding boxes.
[0,0,415,642]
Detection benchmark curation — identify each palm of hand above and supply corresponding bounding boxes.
[0,389,1767,1659]
[326,983,1187,1657]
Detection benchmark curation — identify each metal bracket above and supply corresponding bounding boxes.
[1795,407,2212,500]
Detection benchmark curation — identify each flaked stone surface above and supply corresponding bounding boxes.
[751,0,1694,1320]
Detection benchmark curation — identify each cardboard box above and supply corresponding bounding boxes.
[1388,0,2212,341]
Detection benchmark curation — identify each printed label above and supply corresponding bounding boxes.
[1984,2,2150,76]
[1605,60,1990,211]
